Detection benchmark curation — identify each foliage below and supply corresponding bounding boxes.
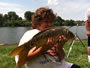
[0,11,85,27]
[8,12,19,20]
[54,16,64,26]
[24,11,34,21]
[63,19,76,26]
[0,14,4,26]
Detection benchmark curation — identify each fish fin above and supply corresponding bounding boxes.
[32,26,54,38]
[17,50,29,68]
[9,44,25,57]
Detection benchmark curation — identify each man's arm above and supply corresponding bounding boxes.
[56,43,65,61]
[85,21,90,36]
[26,38,54,61]
[56,35,67,61]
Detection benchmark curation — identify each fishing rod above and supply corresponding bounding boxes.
[67,24,86,58]
[67,40,75,58]
[68,24,86,48]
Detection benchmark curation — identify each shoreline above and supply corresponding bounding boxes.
[0,43,18,46]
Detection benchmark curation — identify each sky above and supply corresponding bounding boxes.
[0,0,90,21]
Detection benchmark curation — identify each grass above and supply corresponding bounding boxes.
[0,46,17,68]
[64,40,89,68]
[0,40,89,68]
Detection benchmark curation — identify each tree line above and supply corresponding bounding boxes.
[0,11,85,27]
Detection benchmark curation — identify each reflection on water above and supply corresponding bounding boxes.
[0,26,87,44]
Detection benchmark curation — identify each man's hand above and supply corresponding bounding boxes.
[87,31,90,36]
[55,35,67,61]
[58,35,67,47]
[42,37,54,51]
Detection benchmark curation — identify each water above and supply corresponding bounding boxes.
[0,27,30,44]
[0,26,88,44]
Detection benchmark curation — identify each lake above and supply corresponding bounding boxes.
[0,26,88,44]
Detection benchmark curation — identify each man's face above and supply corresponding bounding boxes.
[39,19,53,30]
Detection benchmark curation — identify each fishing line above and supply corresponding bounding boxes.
[75,24,86,49]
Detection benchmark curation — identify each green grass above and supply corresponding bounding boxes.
[0,46,17,68]
[0,40,89,68]
[64,40,89,68]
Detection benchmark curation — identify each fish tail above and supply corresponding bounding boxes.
[9,44,25,57]
[17,50,29,68]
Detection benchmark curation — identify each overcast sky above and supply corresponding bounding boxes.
[0,0,90,20]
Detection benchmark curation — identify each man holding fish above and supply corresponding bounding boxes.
[9,7,80,68]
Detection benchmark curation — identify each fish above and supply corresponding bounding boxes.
[9,26,75,68]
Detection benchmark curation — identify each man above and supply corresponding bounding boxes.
[15,7,80,68]
[85,8,90,62]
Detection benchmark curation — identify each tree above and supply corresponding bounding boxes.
[54,16,64,26]
[0,14,4,26]
[8,11,19,20]
[24,11,34,21]
[4,14,8,20]
[64,19,76,26]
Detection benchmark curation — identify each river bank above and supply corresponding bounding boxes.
[0,43,18,46]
